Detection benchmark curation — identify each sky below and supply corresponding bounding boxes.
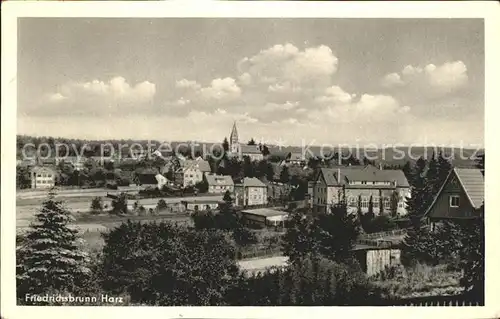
[17,18,484,147]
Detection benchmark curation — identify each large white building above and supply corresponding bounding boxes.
[312,165,410,216]
[235,177,268,207]
[228,122,264,161]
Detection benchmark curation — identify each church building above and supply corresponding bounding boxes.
[228,122,264,161]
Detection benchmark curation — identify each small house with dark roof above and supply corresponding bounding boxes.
[174,157,212,188]
[423,168,484,229]
[312,165,410,215]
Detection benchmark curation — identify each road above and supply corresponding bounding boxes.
[16,186,142,200]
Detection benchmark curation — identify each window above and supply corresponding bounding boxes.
[384,198,391,208]
[450,195,460,208]
[361,197,368,208]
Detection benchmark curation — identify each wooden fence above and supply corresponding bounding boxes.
[377,294,483,306]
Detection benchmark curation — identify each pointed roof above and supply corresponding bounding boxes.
[423,167,484,217]
[230,121,239,143]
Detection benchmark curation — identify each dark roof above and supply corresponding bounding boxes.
[318,165,409,187]
[206,174,234,186]
[180,158,211,172]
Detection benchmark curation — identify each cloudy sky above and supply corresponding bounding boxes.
[17,18,484,147]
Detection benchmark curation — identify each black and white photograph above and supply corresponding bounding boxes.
[2,2,500,318]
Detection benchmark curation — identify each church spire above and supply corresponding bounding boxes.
[230,121,239,146]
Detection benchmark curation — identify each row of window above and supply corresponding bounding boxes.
[36,173,53,178]
[36,180,53,184]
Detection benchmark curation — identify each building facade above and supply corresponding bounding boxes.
[205,174,234,193]
[30,166,56,189]
[235,177,268,207]
[175,157,212,188]
[312,165,410,216]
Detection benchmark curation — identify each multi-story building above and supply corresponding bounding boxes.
[30,166,57,189]
[235,177,268,207]
[174,157,212,188]
[312,165,410,216]
[228,122,264,161]
[205,174,234,193]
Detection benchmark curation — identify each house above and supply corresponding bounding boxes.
[423,168,484,229]
[228,122,264,161]
[234,177,268,207]
[134,169,166,189]
[174,157,212,188]
[241,208,288,227]
[181,199,223,212]
[312,165,410,215]
[30,166,57,189]
[56,156,85,171]
[286,152,306,166]
[205,174,234,194]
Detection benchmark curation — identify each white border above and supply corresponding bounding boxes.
[2,2,500,319]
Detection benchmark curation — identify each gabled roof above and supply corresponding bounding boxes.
[423,167,484,217]
[239,177,266,188]
[180,158,211,172]
[205,174,234,186]
[31,166,57,174]
[316,165,409,187]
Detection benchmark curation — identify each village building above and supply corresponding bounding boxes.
[56,156,85,171]
[174,157,212,188]
[286,152,307,166]
[228,122,264,161]
[134,169,167,189]
[312,165,410,215]
[30,166,57,189]
[423,167,484,230]
[235,177,268,207]
[205,174,234,194]
[181,199,222,212]
[240,208,288,228]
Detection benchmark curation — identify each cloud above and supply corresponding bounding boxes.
[172,77,242,106]
[35,76,156,116]
[315,86,355,104]
[381,60,469,94]
[239,43,338,87]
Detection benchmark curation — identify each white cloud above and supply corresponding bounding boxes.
[381,73,404,87]
[38,76,156,115]
[240,43,338,87]
[199,77,241,102]
[315,86,354,104]
[238,72,252,86]
[176,79,201,90]
[382,60,469,93]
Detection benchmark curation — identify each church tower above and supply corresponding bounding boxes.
[229,121,239,154]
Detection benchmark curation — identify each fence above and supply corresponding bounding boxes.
[360,229,407,240]
[236,247,283,260]
[377,294,483,306]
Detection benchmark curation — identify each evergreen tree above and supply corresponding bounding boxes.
[437,151,452,185]
[390,191,399,217]
[368,195,374,216]
[17,192,91,302]
[247,138,256,145]
[222,137,229,153]
[475,153,484,176]
[315,203,360,263]
[90,196,103,214]
[406,157,428,219]
[280,166,290,184]
[111,193,128,215]
[423,152,439,209]
[282,209,318,263]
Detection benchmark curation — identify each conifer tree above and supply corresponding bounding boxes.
[17,191,91,302]
[406,157,428,219]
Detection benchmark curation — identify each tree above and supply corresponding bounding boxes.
[260,144,271,157]
[265,161,275,181]
[157,199,168,212]
[282,208,318,263]
[459,203,484,302]
[475,153,484,176]
[17,192,91,303]
[16,166,31,189]
[98,221,239,305]
[368,195,374,216]
[390,191,399,217]
[222,137,229,153]
[90,196,103,214]
[280,166,290,184]
[315,203,360,263]
[247,138,256,145]
[111,193,128,215]
[406,157,428,219]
